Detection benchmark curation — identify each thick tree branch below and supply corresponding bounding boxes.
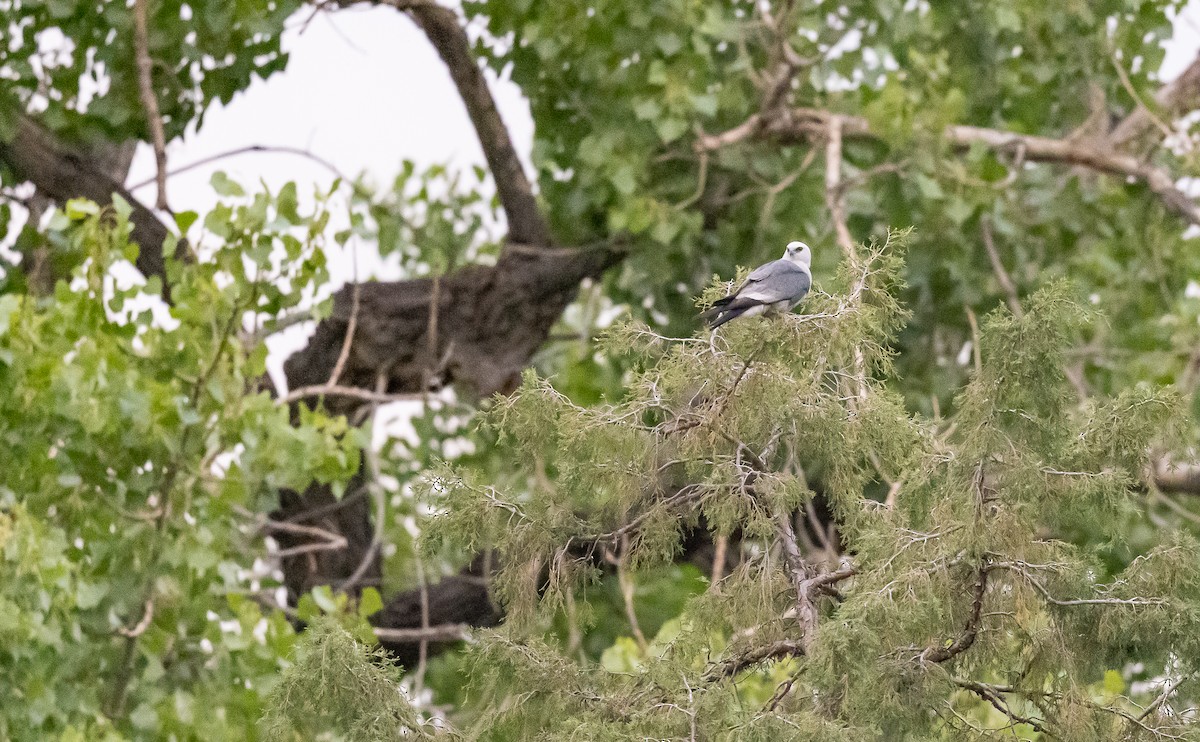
[1152,459,1200,496]
[334,0,552,247]
[1109,53,1200,149]
[0,115,180,285]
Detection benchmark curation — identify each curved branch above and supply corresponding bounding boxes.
[1109,53,1200,149]
[334,0,552,247]
[699,106,1200,228]
[0,115,181,287]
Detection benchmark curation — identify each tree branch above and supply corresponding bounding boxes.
[0,115,181,286]
[335,0,552,247]
[921,563,989,664]
[700,107,1200,227]
[704,640,805,682]
[1109,52,1200,149]
[132,0,170,211]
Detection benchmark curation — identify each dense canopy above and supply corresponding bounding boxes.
[4,0,1200,739]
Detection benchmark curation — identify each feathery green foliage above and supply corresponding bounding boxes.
[412,232,1197,740]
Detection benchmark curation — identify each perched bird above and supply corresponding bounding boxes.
[702,241,812,329]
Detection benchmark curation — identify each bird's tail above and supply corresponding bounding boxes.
[702,297,756,329]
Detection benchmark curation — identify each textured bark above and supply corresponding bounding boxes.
[285,246,618,412]
[0,115,178,286]
[372,557,499,668]
[405,2,553,247]
[276,245,620,600]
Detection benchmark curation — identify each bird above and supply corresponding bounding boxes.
[702,241,812,329]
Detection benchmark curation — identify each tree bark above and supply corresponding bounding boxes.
[0,115,178,286]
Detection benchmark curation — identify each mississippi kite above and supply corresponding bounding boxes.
[703,241,812,329]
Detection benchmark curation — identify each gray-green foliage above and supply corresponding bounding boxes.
[260,620,435,742]
[416,233,1198,740]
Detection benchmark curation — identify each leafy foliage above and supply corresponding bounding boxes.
[0,191,359,738]
[3,0,1200,739]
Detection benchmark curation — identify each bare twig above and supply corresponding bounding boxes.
[1109,52,1200,149]
[413,546,432,690]
[335,372,390,593]
[328,253,361,389]
[980,216,1023,319]
[1138,674,1192,721]
[951,678,1050,735]
[1109,49,1175,143]
[116,598,155,638]
[132,0,170,211]
[373,624,470,643]
[128,144,349,191]
[610,535,649,652]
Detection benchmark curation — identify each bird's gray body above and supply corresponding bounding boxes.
[703,241,812,328]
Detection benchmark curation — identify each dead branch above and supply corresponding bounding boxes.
[704,639,805,681]
[922,563,989,664]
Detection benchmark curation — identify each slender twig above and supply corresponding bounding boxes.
[280,384,421,406]
[1138,674,1191,721]
[133,0,169,211]
[613,534,649,652]
[373,624,470,643]
[951,678,1051,735]
[1109,48,1176,143]
[413,546,432,691]
[335,372,390,593]
[128,144,349,191]
[328,254,361,388]
[980,216,1023,318]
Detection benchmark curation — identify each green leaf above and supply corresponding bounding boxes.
[211,171,246,198]
[174,210,199,233]
[311,585,340,614]
[64,199,100,220]
[358,587,383,618]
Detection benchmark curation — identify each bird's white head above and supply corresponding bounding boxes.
[783,240,812,267]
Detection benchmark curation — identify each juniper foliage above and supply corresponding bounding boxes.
[404,232,1198,740]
